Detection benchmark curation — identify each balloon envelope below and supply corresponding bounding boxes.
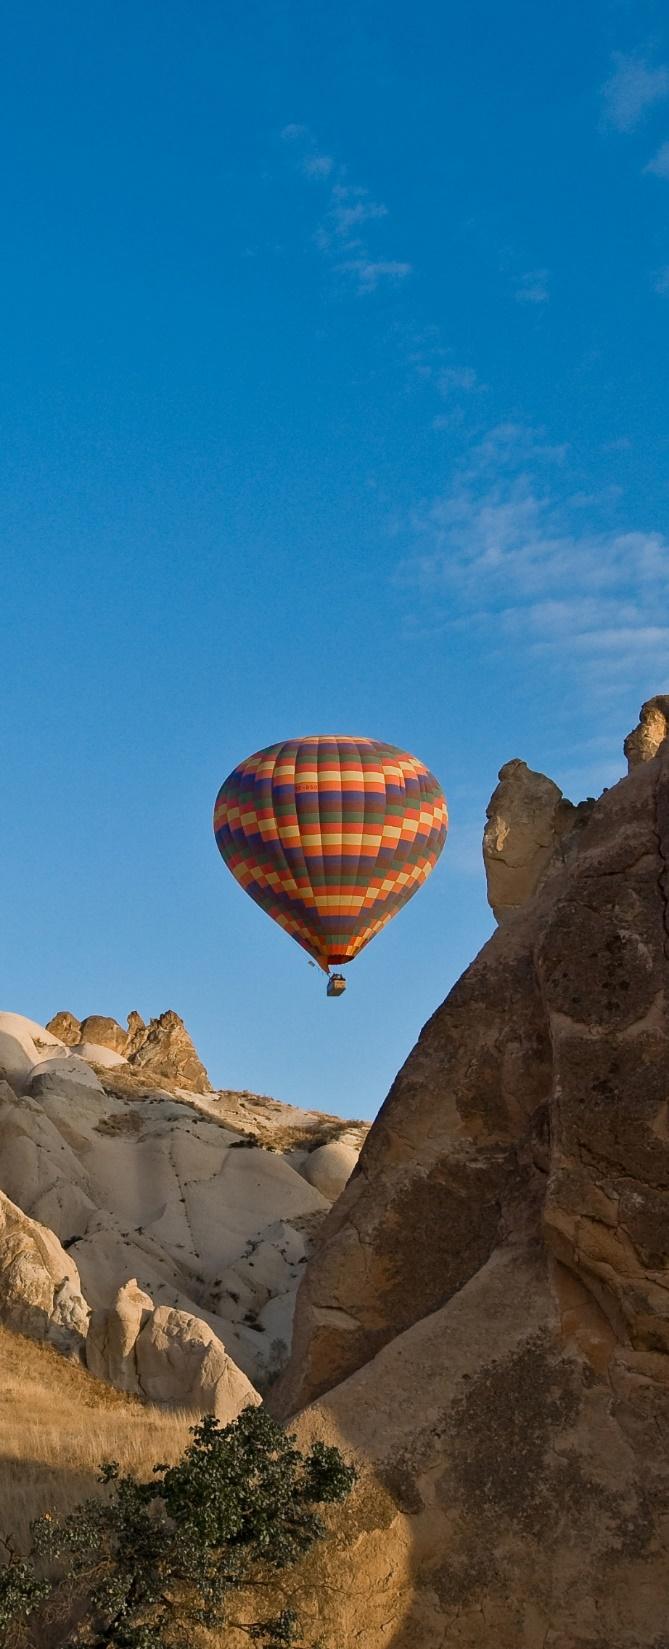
[213,735,448,972]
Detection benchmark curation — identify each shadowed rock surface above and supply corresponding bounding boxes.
[272,731,669,1648]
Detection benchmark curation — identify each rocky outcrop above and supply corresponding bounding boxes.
[272,733,669,1647]
[0,1014,357,1385]
[134,1305,260,1417]
[86,1278,153,1391]
[483,757,592,922]
[46,1011,81,1045]
[624,691,669,769]
[78,1015,128,1054]
[46,1007,213,1094]
[0,1187,89,1352]
[125,1009,212,1093]
[87,1279,260,1418]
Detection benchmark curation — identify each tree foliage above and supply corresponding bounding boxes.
[0,1405,356,1648]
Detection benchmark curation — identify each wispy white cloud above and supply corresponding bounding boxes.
[394,424,669,688]
[280,123,411,297]
[515,269,550,304]
[327,184,388,240]
[302,153,334,178]
[645,139,669,177]
[437,365,482,394]
[338,258,412,293]
[281,123,308,143]
[601,51,669,132]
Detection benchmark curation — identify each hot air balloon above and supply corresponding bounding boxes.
[213,735,447,995]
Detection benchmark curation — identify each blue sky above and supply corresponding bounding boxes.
[2,0,668,1118]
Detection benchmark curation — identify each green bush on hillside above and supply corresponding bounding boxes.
[0,1404,356,1648]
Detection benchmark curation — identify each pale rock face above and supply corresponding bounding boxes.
[73,1042,128,1068]
[0,1190,89,1352]
[302,1140,359,1202]
[257,1288,296,1349]
[0,1059,329,1383]
[135,1305,260,1417]
[0,1004,360,1395]
[86,1279,259,1417]
[86,1279,153,1391]
[273,734,669,1648]
[0,1012,68,1091]
[27,1055,105,1099]
[624,692,669,769]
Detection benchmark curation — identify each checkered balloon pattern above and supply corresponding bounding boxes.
[213,735,448,971]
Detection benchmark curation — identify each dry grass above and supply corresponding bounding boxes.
[96,1066,370,1154]
[0,1327,353,1649]
[0,1324,192,1548]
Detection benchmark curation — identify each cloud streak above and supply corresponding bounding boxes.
[394,425,669,689]
[601,51,669,132]
[515,269,550,304]
[280,124,412,295]
[645,140,669,178]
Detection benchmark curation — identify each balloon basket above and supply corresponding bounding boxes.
[326,973,347,998]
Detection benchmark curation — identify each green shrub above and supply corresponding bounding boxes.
[0,1405,356,1648]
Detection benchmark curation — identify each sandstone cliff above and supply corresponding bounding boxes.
[270,697,669,1649]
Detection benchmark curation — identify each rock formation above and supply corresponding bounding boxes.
[483,756,592,922]
[78,1015,128,1054]
[302,1138,360,1202]
[0,1010,364,1398]
[272,722,669,1648]
[48,1006,213,1093]
[46,1010,81,1045]
[624,691,669,770]
[87,1279,260,1418]
[0,1187,89,1353]
[124,1008,212,1093]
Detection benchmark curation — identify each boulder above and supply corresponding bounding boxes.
[46,1011,82,1045]
[135,1305,260,1417]
[302,1139,359,1201]
[78,1015,128,1054]
[26,1055,105,1101]
[86,1279,259,1416]
[0,1190,89,1352]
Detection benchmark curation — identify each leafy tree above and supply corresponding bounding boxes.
[0,1405,356,1648]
